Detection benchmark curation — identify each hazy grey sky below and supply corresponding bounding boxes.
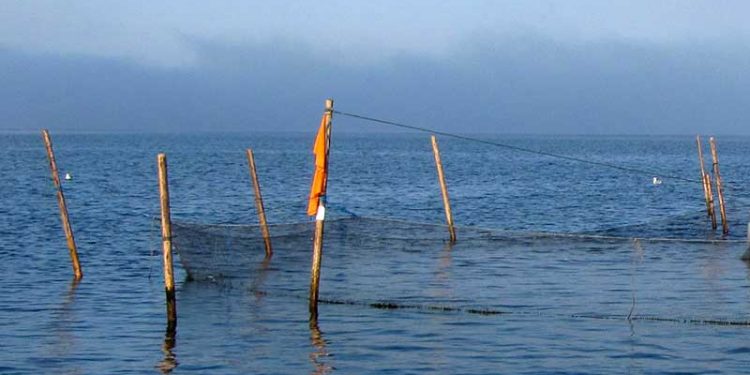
[1,1,749,133]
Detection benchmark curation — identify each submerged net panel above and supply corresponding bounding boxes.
[171,220,312,281]
[170,216,750,326]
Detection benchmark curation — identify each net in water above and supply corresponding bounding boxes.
[169,216,750,326]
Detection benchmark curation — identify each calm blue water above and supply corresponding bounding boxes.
[1,130,750,374]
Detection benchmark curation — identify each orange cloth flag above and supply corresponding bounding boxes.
[307,114,329,216]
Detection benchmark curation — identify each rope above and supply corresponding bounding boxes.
[170,215,748,244]
[333,110,702,185]
[250,290,750,327]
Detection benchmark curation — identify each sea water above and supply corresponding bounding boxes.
[1,131,749,374]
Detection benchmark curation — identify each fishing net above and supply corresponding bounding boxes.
[163,111,750,326]
[170,216,750,326]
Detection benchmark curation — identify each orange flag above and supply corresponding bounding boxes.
[307,113,329,216]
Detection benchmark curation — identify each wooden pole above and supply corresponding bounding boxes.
[709,137,729,235]
[696,136,713,220]
[309,98,333,319]
[41,129,82,280]
[246,149,273,257]
[157,153,177,330]
[309,212,325,318]
[705,173,717,230]
[431,135,457,243]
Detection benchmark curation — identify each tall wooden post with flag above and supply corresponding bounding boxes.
[308,98,333,319]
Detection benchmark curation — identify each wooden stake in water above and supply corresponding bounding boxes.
[157,153,177,330]
[696,136,714,221]
[42,129,83,280]
[705,173,717,230]
[709,137,729,235]
[431,135,457,243]
[246,149,273,257]
[742,223,750,261]
[310,209,325,318]
[310,98,333,318]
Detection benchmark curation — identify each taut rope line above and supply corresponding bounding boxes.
[334,110,702,185]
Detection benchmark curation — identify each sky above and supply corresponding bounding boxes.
[1,0,749,134]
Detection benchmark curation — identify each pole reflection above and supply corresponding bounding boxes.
[47,278,81,360]
[250,255,272,301]
[438,241,454,276]
[309,318,333,375]
[157,325,177,373]
[741,235,750,262]
[429,241,455,300]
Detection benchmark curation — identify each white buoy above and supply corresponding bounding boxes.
[64,173,72,181]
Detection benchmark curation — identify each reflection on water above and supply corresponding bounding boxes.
[157,327,177,374]
[250,256,273,301]
[742,244,750,263]
[47,279,81,362]
[429,242,454,300]
[437,242,454,279]
[626,240,642,342]
[309,318,333,375]
[627,239,643,323]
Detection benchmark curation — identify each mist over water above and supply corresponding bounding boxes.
[2,35,750,135]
